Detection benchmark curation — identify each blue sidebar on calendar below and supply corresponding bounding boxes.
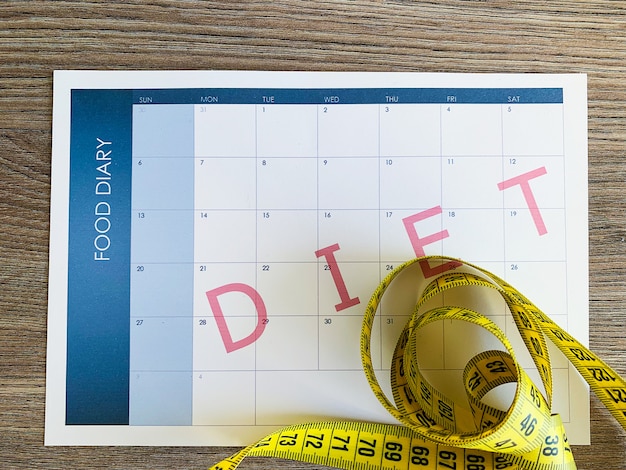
[66,89,132,424]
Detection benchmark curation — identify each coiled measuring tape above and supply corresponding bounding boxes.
[209,256,626,470]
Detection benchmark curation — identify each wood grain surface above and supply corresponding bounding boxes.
[1,1,625,468]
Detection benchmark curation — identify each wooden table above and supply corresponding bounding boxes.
[1,1,624,468]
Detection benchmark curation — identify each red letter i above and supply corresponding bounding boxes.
[315,243,360,312]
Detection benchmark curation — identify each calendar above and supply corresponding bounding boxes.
[45,71,589,446]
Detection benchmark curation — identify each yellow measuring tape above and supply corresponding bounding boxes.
[209,256,626,470]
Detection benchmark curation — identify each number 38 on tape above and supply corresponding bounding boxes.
[210,256,626,470]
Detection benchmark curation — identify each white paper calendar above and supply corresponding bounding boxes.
[45,71,589,446]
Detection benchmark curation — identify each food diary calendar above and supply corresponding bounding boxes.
[45,71,589,446]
